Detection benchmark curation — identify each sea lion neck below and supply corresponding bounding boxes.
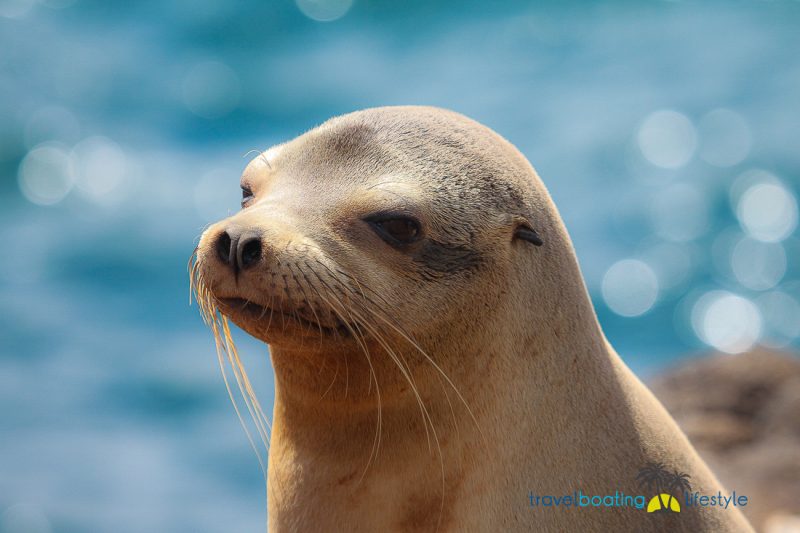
[264,295,632,533]
[264,280,612,455]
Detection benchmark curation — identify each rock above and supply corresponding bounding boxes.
[761,376,800,439]
[763,513,800,533]
[650,348,800,531]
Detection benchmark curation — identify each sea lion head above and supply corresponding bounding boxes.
[192,106,580,397]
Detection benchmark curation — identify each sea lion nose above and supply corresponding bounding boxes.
[215,227,263,271]
[238,234,262,269]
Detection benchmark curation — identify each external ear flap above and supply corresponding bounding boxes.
[514,226,544,246]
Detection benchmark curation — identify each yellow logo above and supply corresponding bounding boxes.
[637,462,691,514]
[647,494,681,513]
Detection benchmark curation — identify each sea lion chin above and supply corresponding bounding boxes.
[191,106,753,532]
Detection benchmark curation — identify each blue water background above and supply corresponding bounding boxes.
[1,1,798,531]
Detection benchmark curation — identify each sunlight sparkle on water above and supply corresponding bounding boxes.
[602,259,659,317]
[692,291,762,354]
[637,110,697,169]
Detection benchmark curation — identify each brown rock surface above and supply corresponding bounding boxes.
[650,348,800,532]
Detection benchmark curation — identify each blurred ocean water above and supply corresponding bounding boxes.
[1,1,798,531]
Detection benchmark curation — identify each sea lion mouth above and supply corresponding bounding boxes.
[217,297,350,337]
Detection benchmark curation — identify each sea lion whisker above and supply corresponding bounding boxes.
[305,274,383,480]
[218,317,266,440]
[277,276,288,332]
[211,318,268,476]
[347,319,385,483]
[311,256,396,312]
[343,347,349,399]
[358,298,488,449]
[265,280,276,335]
[242,148,261,160]
[309,265,436,457]
[290,264,331,350]
[188,247,199,306]
[292,244,392,314]
[192,222,215,246]
[256,302,270,321]
[339,303,437,455]
[221,318,273,446]
[281,281,309,349]
[320,358,340,400]
[189,258,272,482]
[242,148,272,170]
[342,310,448,527]
[364,179,404,190]
[327,276,479,458]
[299,259,347,336]
[207,308,269,477]
[303,272,381,408]
[288,266,322,343]
[305,266,351,396]
[304,264,429,424]
[304,262,456,448]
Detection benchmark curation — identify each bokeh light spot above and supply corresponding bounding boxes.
[736,181,798,242]
[295,0,353,21]
[637,110,697,169]
[18,143,75,205]
[691,291,761,354]
[602,259,659,317]
[730,237,786,291]
[71,136,128,204]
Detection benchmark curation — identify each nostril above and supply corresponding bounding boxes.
[216,231,232,265]
[239,237,262,269]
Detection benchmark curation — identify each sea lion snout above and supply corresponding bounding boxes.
[214,225,263,272]
[194,207,357,344]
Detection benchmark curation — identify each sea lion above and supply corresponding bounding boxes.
[191,106,753,532]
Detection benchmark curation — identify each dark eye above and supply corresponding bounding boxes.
[241,185,253,207]
[365,215,421,246]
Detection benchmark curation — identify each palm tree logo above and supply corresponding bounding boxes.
[636,462,692,513]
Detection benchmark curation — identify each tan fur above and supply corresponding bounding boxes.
[194,106,753,532]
